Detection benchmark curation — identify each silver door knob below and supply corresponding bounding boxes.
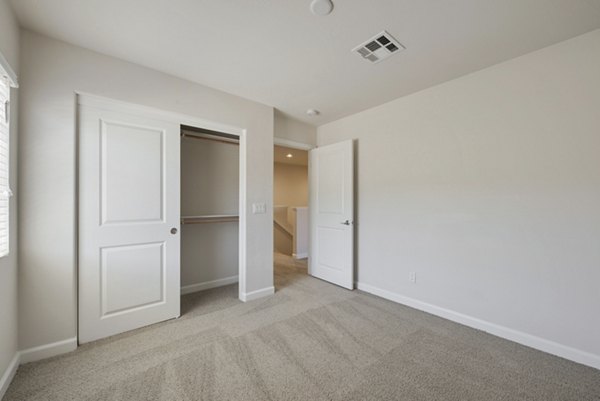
[341,220,351,226]
[170,228,178,234]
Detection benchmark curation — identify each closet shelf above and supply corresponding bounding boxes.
[181,214,239,224]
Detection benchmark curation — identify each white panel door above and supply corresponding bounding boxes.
[78,100,180,343]
[309,140,354,289]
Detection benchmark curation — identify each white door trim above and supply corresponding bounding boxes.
[76,92,249,309]
[273,137,315,151]
[273,137,314,266]
[77,93,245,138]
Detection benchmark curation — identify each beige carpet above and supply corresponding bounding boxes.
[5,253,600,400]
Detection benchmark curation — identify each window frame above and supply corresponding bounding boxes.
[0,77,11,257]
[0,51,17,258]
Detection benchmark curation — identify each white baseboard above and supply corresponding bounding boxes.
[181,275,239,295]
[19,337,78,364]
[356,282,600,370]
[240,286,275,302]
[0,353,19,400]
[293,252,308,259]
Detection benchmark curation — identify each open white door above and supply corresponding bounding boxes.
[78,98,180,343]
[309,140,354,289]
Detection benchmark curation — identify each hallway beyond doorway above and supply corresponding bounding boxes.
[274,252,307,291]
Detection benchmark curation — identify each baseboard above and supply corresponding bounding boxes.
[240,286,275,302]
[181,275,239,295]
[0,353,19,400]
[19,337,78,364]
[293,252,308,259]
[356,282,600,370]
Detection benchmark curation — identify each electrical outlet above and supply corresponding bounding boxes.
[409,272,416,283]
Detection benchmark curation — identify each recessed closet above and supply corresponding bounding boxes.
[78,96,247,343]
[180,125,240,294]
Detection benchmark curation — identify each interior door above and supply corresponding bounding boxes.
[309,140,354,289]
[78,98,180,343]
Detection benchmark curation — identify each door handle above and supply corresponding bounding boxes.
[170,228,178,235]
[341,220,352,226]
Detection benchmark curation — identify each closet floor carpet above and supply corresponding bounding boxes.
[5,253,600,401]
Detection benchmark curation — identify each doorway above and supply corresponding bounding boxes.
[273,144,310,289]
[179,125,240,306]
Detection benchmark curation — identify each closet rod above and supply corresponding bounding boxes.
[182,219,238,224]
[181,215,239,224]
[181,124,238,140]
[181,132,239,146]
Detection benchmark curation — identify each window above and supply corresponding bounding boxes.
[0,77,11,257]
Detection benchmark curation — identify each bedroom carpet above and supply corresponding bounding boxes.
[5,253,600,400]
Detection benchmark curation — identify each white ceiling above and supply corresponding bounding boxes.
[10,0,600,125]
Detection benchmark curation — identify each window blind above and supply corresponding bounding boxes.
[0,77,11,257]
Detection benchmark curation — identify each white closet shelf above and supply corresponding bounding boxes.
[181,214,239,224]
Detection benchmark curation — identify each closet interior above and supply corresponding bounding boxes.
[180,125,240,294]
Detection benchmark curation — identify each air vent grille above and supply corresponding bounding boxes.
[352,31,405,64]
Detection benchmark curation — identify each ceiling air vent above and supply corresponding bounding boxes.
[352,31,405,64]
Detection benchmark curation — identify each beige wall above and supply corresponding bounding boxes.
[318,30,600,366]
[274,163,308,207]
[18,30,274,351]
[181,135,239,216]
[274,110,316,146]
[0,0,19,387]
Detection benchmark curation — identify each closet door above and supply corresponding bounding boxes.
[78,97,180,343]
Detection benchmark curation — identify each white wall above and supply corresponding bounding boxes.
[181,135,239,289]
[18,30,274,352]
[273,163,308,207]
[318,30,600,367]
[293,207,308,259]
[181,223,239,289]
[181,135,239,216]
[0,0,19,393]
[274,110,316,146]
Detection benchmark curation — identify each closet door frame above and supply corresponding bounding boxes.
[76,93,249,306]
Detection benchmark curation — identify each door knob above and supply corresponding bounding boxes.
[341,220,351,226]
[170,228,178,234]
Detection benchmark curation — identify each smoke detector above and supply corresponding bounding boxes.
[310,0,334,16]
[352,31,405,64]
[306,109,320,117]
